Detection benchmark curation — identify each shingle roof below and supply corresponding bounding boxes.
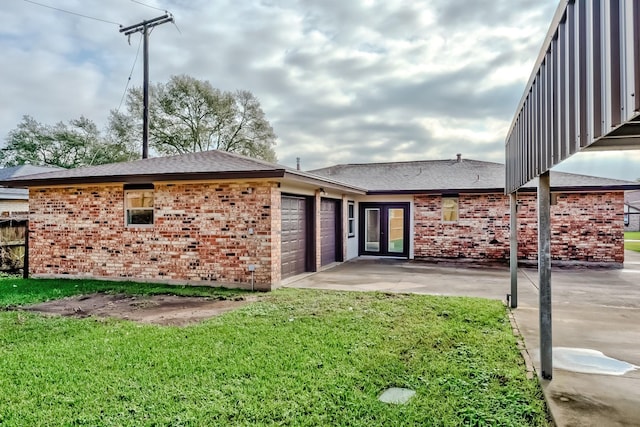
[0,150,366,193]
[0,165,61,180]
[1,151,284,184]
[310,158,639,193]
[0,165,63,199]
[1,153,635,194]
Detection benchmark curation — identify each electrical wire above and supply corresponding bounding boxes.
[130,0,167,13]
[115,26,155,113]
[130,0,179,34]
[172,20,182,35]
[22,0,122,26]
[23,0,175,116]
[116,33,143,113]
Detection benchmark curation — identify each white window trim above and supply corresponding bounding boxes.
[347,201,356,237]
[442,196,459,223]
[124,189,154,227]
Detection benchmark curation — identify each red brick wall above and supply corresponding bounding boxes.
[414,194,511,260]
[269,188,282,285]
[516,192,624,263]
[29,181,279,289]
[414,192,624,264]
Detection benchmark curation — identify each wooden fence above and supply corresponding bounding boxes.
[0,218,26,273]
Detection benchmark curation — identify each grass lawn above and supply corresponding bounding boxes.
[0,277,246,307]
[0,279,548,426]
[624,232,640,252]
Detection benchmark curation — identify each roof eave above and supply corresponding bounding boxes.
[365,188,507,195]
[0,170,287,188]
[283,171,367,194]
[545,184,640,192]
[366,184,640,195]
[0,194,28,200]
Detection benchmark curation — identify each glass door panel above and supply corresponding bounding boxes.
[387,208,404,253]
[364,208,380,252]
[359,203,409,257]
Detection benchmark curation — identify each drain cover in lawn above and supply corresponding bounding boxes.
[378,387,416,404]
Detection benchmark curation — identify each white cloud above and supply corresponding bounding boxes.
[553,151,640,182]
[1,0,637,181]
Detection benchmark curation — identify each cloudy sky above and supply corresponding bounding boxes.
[1,0,639,180]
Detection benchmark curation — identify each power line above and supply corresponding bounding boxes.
[172,20,182,35]
[129,0,181,34]
[117,33,144,113]
[22,0,121,26]
[130,0,167,13]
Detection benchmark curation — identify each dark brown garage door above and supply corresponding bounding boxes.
[281,196,307,278]
[321,198,338,266]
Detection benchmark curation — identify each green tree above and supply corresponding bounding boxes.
[122,74,277,162]
[0,115,139,169]
[103,110,142,163]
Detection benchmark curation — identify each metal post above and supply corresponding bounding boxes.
[538,171,553,380]
[509,192,518,308]
[23,221,29,279]
[142,25,149,159]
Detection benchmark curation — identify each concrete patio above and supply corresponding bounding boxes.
[284,251,640,427]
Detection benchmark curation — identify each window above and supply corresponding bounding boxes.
[364,208,380,251]
[442,197,459,222]
[624,213,629,226]
[348,201,355,237]
[125,185,154,226]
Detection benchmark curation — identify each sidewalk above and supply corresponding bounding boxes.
[285,251,640,426]
[512,251,640,427]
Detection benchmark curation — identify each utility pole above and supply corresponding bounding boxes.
[120,14,173,159]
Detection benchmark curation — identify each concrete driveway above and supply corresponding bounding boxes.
[284,252,640,427]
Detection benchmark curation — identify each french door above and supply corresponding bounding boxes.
[359,203,409,257]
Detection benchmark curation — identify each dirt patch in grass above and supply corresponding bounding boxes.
[20,293,256,326]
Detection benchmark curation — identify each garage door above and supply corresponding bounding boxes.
[321,198,338,266]
[281,196,307,278]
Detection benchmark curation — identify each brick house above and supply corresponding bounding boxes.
[0,165,60,218]
[1,151,636,290]
[312,158,635,268]
[625,190,640,232]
